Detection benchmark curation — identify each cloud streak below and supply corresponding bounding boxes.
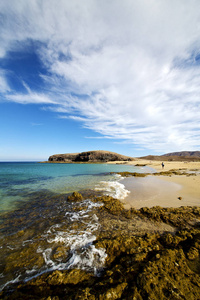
[1,0,200,153]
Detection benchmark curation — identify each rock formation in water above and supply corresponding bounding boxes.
[48,150,134,163]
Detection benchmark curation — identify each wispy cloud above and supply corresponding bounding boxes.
[0,70,10,93]
[6,91,55,104]
[1,0,200,152]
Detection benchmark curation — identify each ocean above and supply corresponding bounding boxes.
[0,162,146,292]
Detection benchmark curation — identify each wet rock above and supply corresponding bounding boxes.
[52,246,69,260]
[99,282,128,299]
[116,168,198,179]
[4,246,44,273]
[138,205,199,228]
[17,230,25,237]
[137,248,200,299]
[161,233,185,247]
[94,196,124,215]
[2,193,200,299]
[187,247,199,260]
[74,287,95,300]
[46,269,92,285]
[67,192,83,202]
[114,171,148,177]
[155,253,161,259]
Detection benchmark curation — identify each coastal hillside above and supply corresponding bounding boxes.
[163,151,200,157]
[48,150,135,162]
[140,151,200,161]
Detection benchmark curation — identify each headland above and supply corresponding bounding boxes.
[47,150,134,163]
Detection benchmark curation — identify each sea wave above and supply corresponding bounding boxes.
[0,199,107,291]
[28,200,107,279]
[95,175,130,199]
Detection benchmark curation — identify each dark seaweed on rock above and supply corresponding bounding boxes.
[1,193,200,299]
[111,171,148,177]
[67,191,83,202]
[114,169,198,179]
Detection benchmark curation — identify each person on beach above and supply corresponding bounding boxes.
[162,162,164,169]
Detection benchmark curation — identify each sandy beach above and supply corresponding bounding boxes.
[112,159,200,209]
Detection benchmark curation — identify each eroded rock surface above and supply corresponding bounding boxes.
[1,193,200,299]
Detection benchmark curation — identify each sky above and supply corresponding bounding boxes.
[1,0,200,161]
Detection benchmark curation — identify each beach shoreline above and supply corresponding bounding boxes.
[1,160,200,299]
[108,159,200,209]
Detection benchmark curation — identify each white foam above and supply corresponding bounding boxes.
[25,268,38,275]
[67,244,107,274]
[1,199,107,289]
[40,228,107,276]
[22,239,34,246]
[0,275,21,293]
[6,245,15,250]
[95,180,130,200]
[36,246,43,253]
[35,199,107,276]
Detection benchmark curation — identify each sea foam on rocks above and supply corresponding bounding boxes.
[95,174,130,200]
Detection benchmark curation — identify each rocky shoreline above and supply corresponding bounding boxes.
[1,190,200,299]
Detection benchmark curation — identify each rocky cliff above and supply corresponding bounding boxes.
[48,150,134,163]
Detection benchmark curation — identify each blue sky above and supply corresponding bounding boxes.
[1,1,200,161]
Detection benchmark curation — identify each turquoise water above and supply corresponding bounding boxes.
[0,162,149,292]
[0,162,142,212]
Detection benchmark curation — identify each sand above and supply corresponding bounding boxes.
[111,159,200,209]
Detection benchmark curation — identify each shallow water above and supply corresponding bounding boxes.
[121,175,183,208]
[0,162,147,291]
[0,162,142,212]
[0,197,105,291]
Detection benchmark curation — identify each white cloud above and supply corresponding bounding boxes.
[6,92,55,104]
[1,0,200,152]
[0,70,10,93]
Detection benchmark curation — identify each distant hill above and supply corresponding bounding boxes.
[162,151,200,158]
[140,151,200,161]
[48,150,135,163]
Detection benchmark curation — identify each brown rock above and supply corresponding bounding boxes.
[99,282,128,300]
[187,247,199,260]
[67,192,83,202]
[48,150,134,163]
[47,269,92,285]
